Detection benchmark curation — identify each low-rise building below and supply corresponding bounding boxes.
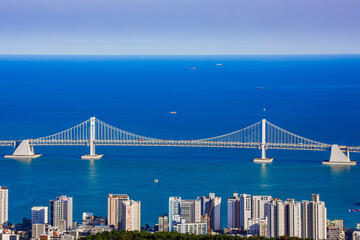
[353,231,360,240]
[172,217,207,235]
[248,218,267,237]
[327,219,345,240]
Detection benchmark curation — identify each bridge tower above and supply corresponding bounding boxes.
[81,117,103,160]
[253,119,273,163]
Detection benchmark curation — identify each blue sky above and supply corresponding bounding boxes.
[0,0,359,55]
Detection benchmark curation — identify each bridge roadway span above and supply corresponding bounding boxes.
[0,117,359,164]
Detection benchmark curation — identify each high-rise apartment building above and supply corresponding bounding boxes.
[0,186,8,225]
[107,194,129,229]
[179,199,201,224]
[158,214,169,232]
[285,199,301,238]
[265,199,286,238]
[227,193,240,229]
[32,207,48,225]
[49,195,73,229]
[239,194,251,230]
[197,193,221,231]
[252,195,272,219]
[123,200,141,231]
[302,194,327,240]
[108,194,140,231]
[169,193,221,232]
[168,197,181,231]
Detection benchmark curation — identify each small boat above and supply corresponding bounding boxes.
[170,111,177,114]
[263,108,266,112]
[154,179,159,183]
[257,87,265,90]
[216,63,222,66]
[190,67,196,70]
[348,209,360,212]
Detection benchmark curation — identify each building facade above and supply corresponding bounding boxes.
[285,199,301,238]
[179,199,201,224]
[32,224,45,240]
[248,218,267,237]
[49,196,73,229]
[158,214,168,232]
[107,194,129,230]
[227,193,240,229]
[252,195,272,219]
[31,207,48,225]
[0,186,8,225]
[239,194,251,230]
[168,197,181,231]
[265,199,286,238]
[197,193,221,231]
[123,200,141,231]
[172,217,207,235]
[302,194,327,240]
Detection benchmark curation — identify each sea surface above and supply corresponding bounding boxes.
[0,55,359,228]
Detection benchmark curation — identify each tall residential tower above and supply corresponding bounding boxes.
[49,195,73,229]
[0,186,8,225]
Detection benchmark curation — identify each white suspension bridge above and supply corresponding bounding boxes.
[0,117,359,165]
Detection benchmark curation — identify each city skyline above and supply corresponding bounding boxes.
[0,185,353,240]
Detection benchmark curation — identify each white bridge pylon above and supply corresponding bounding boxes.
[2,117,359,165]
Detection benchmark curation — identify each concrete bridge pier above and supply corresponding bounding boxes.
[4,140,42,159]
[323,145,356,165]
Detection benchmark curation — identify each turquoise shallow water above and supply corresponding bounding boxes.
[0,55,359,228]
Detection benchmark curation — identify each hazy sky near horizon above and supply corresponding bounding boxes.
[1,0,359,55]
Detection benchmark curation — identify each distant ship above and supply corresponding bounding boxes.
[170,111,177,115]
[258,87,265,89]
[263,108,266,112]
[154,179,159,183]
[216,63,222,66]
[190,67,196,70]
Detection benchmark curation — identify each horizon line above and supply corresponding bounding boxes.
[1,53,360,57]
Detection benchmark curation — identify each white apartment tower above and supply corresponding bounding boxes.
[265,199,286,238]
[239,194,251,230]
[227,193,240,229]
[32,206,48,225]
[0,186,8,225]
[302,194,327,240]
[123,200,141,231]
[252,195,272,219]
[168,197,181,231]
[285,199,302,238]
[179,199,201,224]
[49,195,73,229]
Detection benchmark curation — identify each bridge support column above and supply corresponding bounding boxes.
[254,119,273,164]
[82,117,103,160]
[4,140,42,159]
[323,145,356,165]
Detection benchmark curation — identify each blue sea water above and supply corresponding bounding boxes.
[0,55,359,228]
